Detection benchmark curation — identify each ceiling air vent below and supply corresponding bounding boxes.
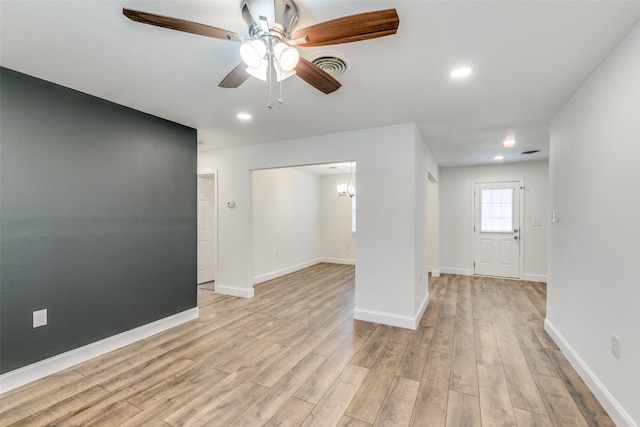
[521,150,541,155]
[309,51,350,75]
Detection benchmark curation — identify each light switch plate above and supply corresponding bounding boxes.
[33,309,47,328]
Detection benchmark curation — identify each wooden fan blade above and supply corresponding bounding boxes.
[123,9,244,41]
[292,9,399,47]
[219,63,251,88]
[294,57,341,94]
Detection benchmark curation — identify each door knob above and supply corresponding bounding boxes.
[514,236,519,240]
[514,229,519,233]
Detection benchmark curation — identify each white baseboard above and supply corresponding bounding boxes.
[439,267,472,276]
[522,273,547,283]
[216,284,255,298]
[0,307,199,394]
[321,257,355,265]
[252,258,323,285]
[355,292,429,330]
[415,291,430,326]
[544,319,637,427]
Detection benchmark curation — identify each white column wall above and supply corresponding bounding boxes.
[547,22,640,427]
[198,123,437,328]
[414,130,439,315]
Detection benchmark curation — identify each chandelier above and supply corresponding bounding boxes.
[337,162,355,197]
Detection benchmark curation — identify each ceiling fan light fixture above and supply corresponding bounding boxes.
[240,39,267,68]
[275,64,296,82]
[273,42,300,71]
[246,60,268,81]
[123,2,400,98]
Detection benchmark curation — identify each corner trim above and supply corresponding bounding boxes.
[415,291,430,326]
[354,292,429,331]
[431,269,441,277]
[216,284,255,298]
[522,273,547,283]
[252,258,323,285]
[544,319,637,427]
[439,267,472,276]
[0,307,199,394]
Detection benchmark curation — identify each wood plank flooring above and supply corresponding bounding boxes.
[0,264,615,426]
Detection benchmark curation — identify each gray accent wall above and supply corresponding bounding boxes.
[0,67,197,374]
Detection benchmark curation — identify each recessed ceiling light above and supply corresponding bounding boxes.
[450,67,472,79]
[494,155,504,161]
[504,137,515,148]
[237,113,252,120]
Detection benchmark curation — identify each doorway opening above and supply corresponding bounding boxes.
[197,173,216,288]
[251,162,356,285]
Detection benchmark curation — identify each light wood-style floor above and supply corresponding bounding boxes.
[0,263,614,426]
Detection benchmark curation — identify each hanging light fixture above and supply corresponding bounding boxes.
[337,162,355,197]
[237,4,306,108]
[240,38,300,79]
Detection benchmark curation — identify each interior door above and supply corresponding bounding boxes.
[474,181,521,278]
[197,175,216,284]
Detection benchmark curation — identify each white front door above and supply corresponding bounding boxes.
[197,175,216,284]
[474,181,521,278]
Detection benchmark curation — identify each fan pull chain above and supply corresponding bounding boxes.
[278,78,284,104]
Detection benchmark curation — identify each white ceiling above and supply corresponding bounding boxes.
[2,1,639,166]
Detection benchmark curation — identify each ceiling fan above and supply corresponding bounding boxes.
[123,0,399,95]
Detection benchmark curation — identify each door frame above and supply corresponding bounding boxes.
[470,178,524,279]
[197,170,218,285]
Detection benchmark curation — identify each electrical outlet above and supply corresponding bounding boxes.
[33,309,47,328]
[611,334,620,358]
[551,210,559,224]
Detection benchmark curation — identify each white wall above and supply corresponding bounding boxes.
[252,168,321,283]
[320,174,356,264]
[439,160,549,281]
[198,122,438,329]
[546,22,640,427]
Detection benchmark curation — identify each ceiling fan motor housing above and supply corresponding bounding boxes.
[241,0,299,40]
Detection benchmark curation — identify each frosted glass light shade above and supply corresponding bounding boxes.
[273,42,299,71]
[275,64,296,82]
[240,40,267,68]
[246,60,268,81]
